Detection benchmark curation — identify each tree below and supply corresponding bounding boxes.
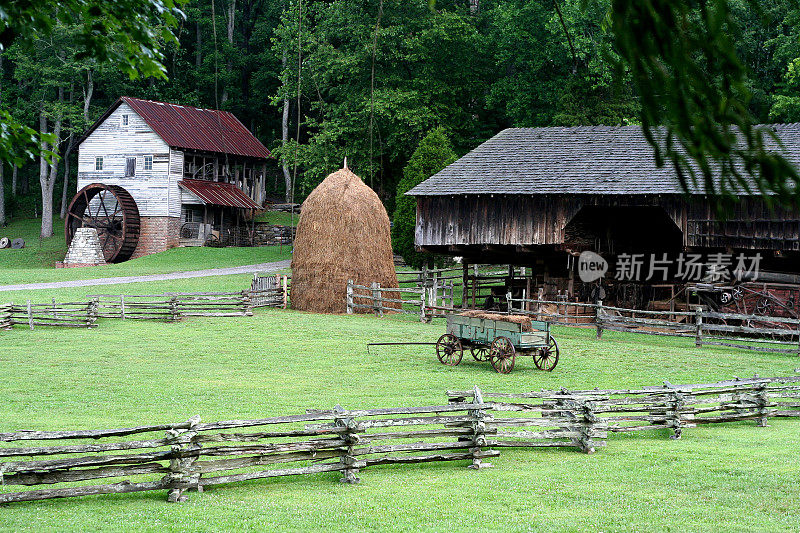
[0,0,185,175]
[391,127,456,268]
[610,0,800,206]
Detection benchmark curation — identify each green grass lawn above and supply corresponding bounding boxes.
[0,217,291,285]
[1,303,799,532]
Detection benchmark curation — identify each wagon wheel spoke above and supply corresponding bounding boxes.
[436,334,463,366]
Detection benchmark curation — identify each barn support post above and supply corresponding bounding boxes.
[165,415,202,503]
[595,300,603,339]
[462,262,469,310]
[472,264,479,309]
[346,280,354,314]
[695,307,703,347]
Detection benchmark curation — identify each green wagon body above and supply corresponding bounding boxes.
[445,315,550,350]
[436,314,560,373]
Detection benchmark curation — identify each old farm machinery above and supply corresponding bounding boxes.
[65,183,141,263]
[436,313,559,374]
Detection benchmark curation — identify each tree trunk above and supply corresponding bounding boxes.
[0,54,4,226]
[39,92,63,238]
[83,70,93,121]
[11,165,18,196]
[281,48,292,202]
[59,133,76,219]
[221,0,236,104]
[39,113,53,238]
[0,162,5,227]
[195,20,202,72]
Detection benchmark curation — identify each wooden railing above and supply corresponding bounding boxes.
[1,288,287,330]
[0,389,496,504]
[447,376,800,449]
[507,295,800,355]
[346,280,455,322]
[4,301,98,329]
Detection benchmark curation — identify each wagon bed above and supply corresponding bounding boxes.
[436,313,559,373]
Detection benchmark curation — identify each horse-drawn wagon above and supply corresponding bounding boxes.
[436,313,559,374]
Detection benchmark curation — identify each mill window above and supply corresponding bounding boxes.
[125,157,136,177]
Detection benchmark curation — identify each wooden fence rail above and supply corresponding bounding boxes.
[507,296,800,355]
[0,388,496,504]
[346,280,456,322]
[447,376,800,450]
[1,303,15,329]
[5,301,97,329]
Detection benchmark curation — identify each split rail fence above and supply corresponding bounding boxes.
[0,284,288,331]
[346,280,455,322]
[448,376,800,451]
[507,295,800,356]
[0,390,497,504]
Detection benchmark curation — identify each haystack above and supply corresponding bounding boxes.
[291,168,401,313]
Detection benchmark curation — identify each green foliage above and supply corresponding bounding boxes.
[0,0,185,166]
[610,0,800,207]
[391,127,456,268]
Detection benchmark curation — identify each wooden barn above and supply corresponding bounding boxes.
[407,126,800,309]
[75,97,269,258]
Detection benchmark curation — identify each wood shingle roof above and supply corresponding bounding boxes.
[407,125,800,196]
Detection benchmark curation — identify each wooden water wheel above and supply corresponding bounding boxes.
[65,183,140,263]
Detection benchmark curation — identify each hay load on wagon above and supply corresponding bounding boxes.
[291,167,401,313]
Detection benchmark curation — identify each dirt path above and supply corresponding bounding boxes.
[0,259,291,292]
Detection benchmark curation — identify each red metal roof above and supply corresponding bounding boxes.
[81,96,271,159]
[179,179,262,209]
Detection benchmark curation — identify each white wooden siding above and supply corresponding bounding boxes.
[77,102,175,217]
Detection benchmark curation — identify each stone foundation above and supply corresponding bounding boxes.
[132,216,181,258]
[250,223,295,246]
[62,228,107,267]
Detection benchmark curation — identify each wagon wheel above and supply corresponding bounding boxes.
[436,334,463,366]
[65,183,140,263]
[755,297,773,316]
[488,336,515,374]
[470,345,490,362]
[533,336,560,372]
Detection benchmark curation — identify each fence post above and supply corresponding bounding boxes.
[346,280,354,314]
[282,275,288,309]
[506,292,513,314]
[120,295,126,320]
[27,300,33,330]
[468,386,492,469]
[420,290,430,323]
[756,382,771,427]
[577,399,599,454]
[334,405,361,484]
[241,290,254,316]
[87,298,99,328]
[169,296,180,321]
[666,386,685,439]
[695,307,703,347]
[595,300,603,339]
[165,415,202,503]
